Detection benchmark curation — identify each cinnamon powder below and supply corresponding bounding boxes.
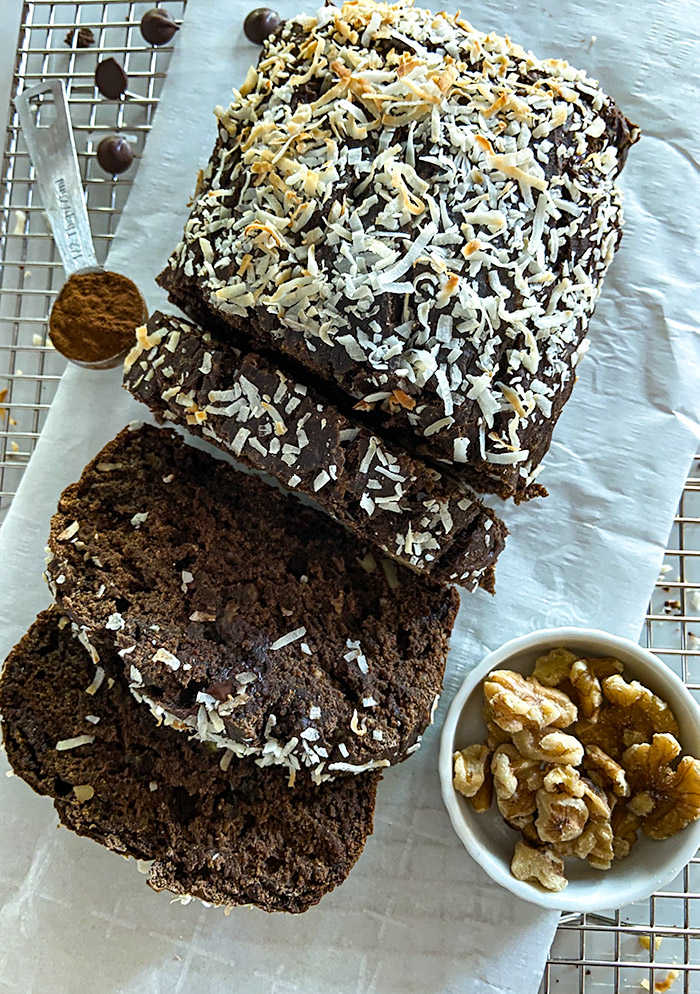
[49,271,146,366]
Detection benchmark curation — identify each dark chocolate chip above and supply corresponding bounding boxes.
[64,27,95,49]
[243,7,282,44]
[96,136,134,175]
[95,58,128,100]
[205,679,235,702]
[140,8,179,46]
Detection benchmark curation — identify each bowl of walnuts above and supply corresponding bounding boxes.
[439,627,700,911]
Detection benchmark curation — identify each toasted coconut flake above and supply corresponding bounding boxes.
[56,734,95,751]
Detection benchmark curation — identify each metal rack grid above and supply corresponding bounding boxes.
[0,4,698,992]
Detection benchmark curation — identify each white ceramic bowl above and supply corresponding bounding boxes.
[439,627,700,912]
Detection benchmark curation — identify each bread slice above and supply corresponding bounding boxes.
[124,311,506,589]
[46,425,458,780]
[157,0,639,500]
[0,610,379,913]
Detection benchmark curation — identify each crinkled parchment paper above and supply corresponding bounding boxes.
[0,1,699,991]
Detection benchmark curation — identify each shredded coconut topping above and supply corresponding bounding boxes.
[85,666,105,696]
[125,313,496,586]
[152,647,182,671]
[165,0,636,491]
[55,734,95,751]
[270,626,307,649]
[57,521,79,541]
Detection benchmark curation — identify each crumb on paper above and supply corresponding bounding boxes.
[654,970,680,992]
[0,387,8,419]
[690,590,700,612]
[641,981,651,991]
[663,600,681,616]
[10,441,19,454]
[639,935,663,951]
[658,565,672,583]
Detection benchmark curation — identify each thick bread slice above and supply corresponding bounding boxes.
[124,311,506,589]
[46,425,459,780]
[0,610,379,913]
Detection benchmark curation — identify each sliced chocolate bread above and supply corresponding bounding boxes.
[46,425,458,780]
[157,0,639,500]
[124,312,506,590]
[0,611,379,913]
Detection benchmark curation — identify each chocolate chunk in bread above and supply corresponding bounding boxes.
[157,0,639,500]
[0,611,379,913]
[46,425,458,779]
[124,311,506,589]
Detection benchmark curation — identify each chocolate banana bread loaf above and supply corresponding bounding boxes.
[124,311,506,589]
[46,425,458,780]
[157,0,639,499]
[0,611,379,912]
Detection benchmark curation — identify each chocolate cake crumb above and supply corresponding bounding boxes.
[46,425,458,779]
[0,611,379,913]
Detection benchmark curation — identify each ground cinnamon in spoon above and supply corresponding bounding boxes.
[49,270,146,367]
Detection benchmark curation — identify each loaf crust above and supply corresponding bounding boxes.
[158,0,639,498]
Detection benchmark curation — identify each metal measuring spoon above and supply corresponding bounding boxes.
[14,79,146,369]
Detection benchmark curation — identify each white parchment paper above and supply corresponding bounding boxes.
[1,1,699,991]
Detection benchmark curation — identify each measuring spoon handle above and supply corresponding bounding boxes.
[15,79,98,276]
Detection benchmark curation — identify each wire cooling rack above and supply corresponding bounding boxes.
[0,3,698,992]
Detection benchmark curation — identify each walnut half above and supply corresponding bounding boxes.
[484,669,577,734]
[570,659,603,721]
[611,804,641,859]
[535,786,589,844]
[453,745,490,799]
[510,841,567,892]
[583,744,630,798]
[532,648,578,687]
[553,818,615,870]
[491,744,543,821]
[513,727,584,767]
[624,733,700,840]
[578,675,680,760]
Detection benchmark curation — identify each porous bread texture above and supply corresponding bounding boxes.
[46,425,458,781]
[0,610,380,913]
